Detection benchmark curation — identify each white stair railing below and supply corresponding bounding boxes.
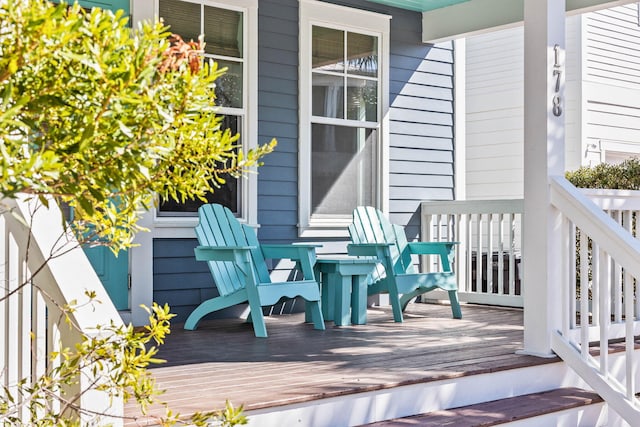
[549,176,640,424]
[421,199,524,307]
[0,196,124,425]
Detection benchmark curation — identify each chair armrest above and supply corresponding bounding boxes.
[347,243,393,257]
[407,242,458,272]
[260,244,320,261]
[260,244,322,281]
[194,246,255,262]
[406,242,458,255]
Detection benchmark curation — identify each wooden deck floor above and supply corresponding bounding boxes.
[124,303,558,426]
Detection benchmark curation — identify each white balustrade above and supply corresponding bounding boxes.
[0,196,123,425]
[550,177,640,424]
[421,199,524,307]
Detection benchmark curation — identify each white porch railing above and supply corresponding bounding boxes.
[0,196,124,425]
[421,199,524,307]
[549,177,640,423]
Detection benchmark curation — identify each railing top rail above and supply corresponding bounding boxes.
[581,187,640,211]
[421,199,524,215]
[551,176,640,280]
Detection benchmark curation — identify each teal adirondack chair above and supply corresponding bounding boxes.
[184,204,325,337]
[347,206,462,322]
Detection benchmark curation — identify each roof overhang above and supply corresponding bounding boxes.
[364,0,640,43]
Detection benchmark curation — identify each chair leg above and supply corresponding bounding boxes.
[448,290,462,319]
[388,285,404,323]
[246,295,268,338]
[308,300,325,331]
[184,293,247,330]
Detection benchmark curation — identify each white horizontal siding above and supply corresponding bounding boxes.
[585,4,640,90]
[579,5,640,165]
[464,26,524,200]
[463,5,640,199]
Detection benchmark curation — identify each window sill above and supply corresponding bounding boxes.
[298,218,351,238]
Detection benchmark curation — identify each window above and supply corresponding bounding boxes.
[299,0,390,236]
[156,0,257,224]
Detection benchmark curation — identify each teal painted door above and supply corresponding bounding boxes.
[84,246,129,310]
[78,0,130,310]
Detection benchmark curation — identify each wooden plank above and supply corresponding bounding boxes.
[367,387,602,426]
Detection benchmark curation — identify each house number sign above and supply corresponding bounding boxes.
[552,44,562,117]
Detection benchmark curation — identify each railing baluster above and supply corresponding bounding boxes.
[466,213,473,294]
[568,222,576,329]
[19,263,30,422]
[592,243,600,327]
[476,213,483,294]
[624,265,635,400]
[487,213,494,294]
[598,247,610,378]
[561,216,570,336]
[7,232,20,406]
[498,213,504,295]
[612,210,623,322]
[580,230,589,358]
[509,212,516,296]
[48,315,61,415]
[633,210,640,319]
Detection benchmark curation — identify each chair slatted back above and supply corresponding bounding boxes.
[349,206,416,279]
[195,204,270,296]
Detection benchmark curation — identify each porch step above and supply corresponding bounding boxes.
[364,387,603,426]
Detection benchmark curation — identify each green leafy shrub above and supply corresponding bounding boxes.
[0,0,276,254]
[566,157,640,189]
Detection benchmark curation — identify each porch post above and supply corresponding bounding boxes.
[521,0,565,356]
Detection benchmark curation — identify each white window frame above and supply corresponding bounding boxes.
[298,0,390,237]
[138,0,259,228]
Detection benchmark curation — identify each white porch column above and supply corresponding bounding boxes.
[521,0,566,356]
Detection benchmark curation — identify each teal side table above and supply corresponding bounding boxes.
[314,258,377,326]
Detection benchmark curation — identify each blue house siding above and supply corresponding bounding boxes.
[388,11,455,239]
[257,0,300,243]
[152,0,455,322]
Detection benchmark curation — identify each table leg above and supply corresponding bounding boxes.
[334,274,352,326]
[351,275,368,325]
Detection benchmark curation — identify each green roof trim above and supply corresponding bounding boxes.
[365,0,471,12]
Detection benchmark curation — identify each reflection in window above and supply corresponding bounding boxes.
[312,124,376,216]
[158,116,241,215]
[158,0,246,215]
[311,25,377,123]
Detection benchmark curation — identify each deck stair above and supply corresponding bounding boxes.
[364,387,605,426]
[241,359,620,427]
[241,336,640,427]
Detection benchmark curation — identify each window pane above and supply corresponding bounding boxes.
[213,59,243,108]
[204,5,243,57]
[159,0,201,44]
[312,73,343,118]
[312,26,344,72]
[347,78,377,122]
[347,32,377,77]
[311,124,376,216]
[159,116,241,215]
